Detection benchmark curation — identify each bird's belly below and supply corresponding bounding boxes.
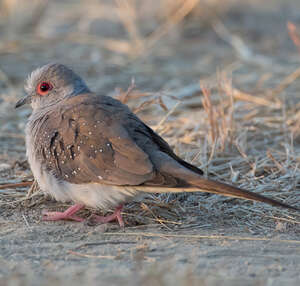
[27,150,138,209]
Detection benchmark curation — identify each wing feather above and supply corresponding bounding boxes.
[33,94,155,185]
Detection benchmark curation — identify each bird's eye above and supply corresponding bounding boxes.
[37,82,53,95]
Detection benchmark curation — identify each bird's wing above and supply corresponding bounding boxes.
[34,94,156,185]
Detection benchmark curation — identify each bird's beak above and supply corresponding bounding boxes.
[15,94,31,108]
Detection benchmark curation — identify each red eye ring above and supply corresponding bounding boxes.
[37,81,53,95]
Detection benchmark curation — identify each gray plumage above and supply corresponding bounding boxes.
[16,63,299,212]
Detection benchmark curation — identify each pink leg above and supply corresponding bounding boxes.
[43,204,85,222]
[89,205,124,227]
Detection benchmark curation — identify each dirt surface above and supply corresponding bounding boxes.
[1,0,300,285]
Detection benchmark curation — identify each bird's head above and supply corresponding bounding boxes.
[16,63,90,110]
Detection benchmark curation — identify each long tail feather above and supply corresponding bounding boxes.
[138,179,299,211]
[190,178,299,211]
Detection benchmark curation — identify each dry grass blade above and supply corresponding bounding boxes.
[218,73,235,148]
[133,98,158,114]
[287,21,300,55]
[26,180,38,198]
[117,78,136,104]
[74,241,136,250]
[213,20,272,66]
[269,67,300,97]
[143,0,200,55]
[154,101,180,131]
[140,202,172,230]
[0,181,33,190]
[267,150,285,174]
[267,215,300,225]
[102,38,133,55]
[222,78,281,108]
[201,84,217,143]
[103,232,300,244]
[102,0,201,58]
[131,93,169,114]
[200,81,235,151]
[68,250,115,260]
[213,20,253,61]
[115,0,144,57]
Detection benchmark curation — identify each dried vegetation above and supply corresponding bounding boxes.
[0,0,300,234]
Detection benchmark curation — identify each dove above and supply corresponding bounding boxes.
[15,63,299,227]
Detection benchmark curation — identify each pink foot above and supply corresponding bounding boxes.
[43,204,85,222]
[89,205,125,227]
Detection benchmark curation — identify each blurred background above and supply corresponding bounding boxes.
[1,0,300,157]
[0,0,299,95]
[1,0,300,180]
[1,1,300,285]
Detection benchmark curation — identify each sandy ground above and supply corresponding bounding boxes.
[1,219,300,286]
[1,0,300,285]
